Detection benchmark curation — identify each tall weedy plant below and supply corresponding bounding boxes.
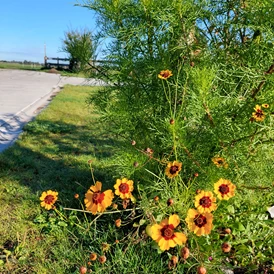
[71,0,274,271]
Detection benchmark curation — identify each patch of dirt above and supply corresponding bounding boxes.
[47,68,61,74]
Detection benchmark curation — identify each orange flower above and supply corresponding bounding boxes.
[212,156,228,168]
[252,105,265,122]
[158,69,173,80]
[214,178,236,200]
[165,161,182,178]
[84,181,114,215]
[149,214,187,251]
[185,209,213,236]
[194,191,217,213]
[114,178,134,199]
[40,190,58,210]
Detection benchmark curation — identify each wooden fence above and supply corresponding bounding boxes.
[44,56,70,69]
[44,56,114,72]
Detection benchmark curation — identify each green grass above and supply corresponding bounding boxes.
[0,85,123,273]
[0,61,87,77]
[0,85,273,274]
[0,62,42,71]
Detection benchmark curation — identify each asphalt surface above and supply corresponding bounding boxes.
[0,69,105,152]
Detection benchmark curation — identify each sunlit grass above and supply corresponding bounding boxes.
[0,85,121,273]
[0,85,273,273]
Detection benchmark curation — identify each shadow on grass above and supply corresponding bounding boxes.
[0,119,123,206]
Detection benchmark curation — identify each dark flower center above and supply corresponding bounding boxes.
[44,195,55,204]
[170,165,179,174]
[199,196,212,208]
[217,159,224,164]
[194,214,207,228]
[92,192,105,204]
[161,225,175,240]
[160,71,170,78]
[219,184,229,195]
[255,109,264,117]
[119,183,129,194]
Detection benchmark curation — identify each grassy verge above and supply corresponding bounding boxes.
[0,62,86,77]
[0,85,123,273]
[0,62,42,71]
[0,85,273,274]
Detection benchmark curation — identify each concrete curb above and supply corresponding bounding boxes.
[0,85,62,152]
[0,70,107,153]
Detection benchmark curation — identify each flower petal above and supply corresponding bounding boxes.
[168,214,180,228]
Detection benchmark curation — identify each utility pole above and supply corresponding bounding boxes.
[44,43,47,67]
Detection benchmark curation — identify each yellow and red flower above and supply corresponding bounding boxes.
[262,103,269,109]
[158,69,173,80]
[149,214,187,251]
[212,156,228,168]
[165,161,182,178]
[84,181,114,215]
[252,105,265,122]
[214,178,236,200]
[185,209,213,236]
[114,178,134,199]
[40,190,58,210]
[194,190,217,213]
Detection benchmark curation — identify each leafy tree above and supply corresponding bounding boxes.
[61,28,96,71]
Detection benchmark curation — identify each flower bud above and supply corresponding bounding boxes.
[89,253,97,261]
[115,219,121,227]
[224,228,231,234]
[170,119,175,125]
[99,255,107,264]
[168,255,178,269]
[222,242,231,253]
[180,247,190,260]
[79,266,87,274]
[154,196,159,201]
[131,140,136,146]
[145,147,153,155]
[74,193,79,199]
[167,198,174,206]
[197,266,207,274]
[171,255,178,264]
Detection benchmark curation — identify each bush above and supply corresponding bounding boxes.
[39,1,274,272]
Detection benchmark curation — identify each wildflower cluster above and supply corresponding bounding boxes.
[40,177,135,215]
[37,65,273,273]
[251,103,270,122]
[146,177,236,248]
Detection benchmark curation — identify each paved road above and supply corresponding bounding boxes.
[0,69,104,152]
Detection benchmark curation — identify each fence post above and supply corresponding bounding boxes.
[44,56,48,68]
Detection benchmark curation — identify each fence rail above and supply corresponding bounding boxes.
[44,56,70,69]
[44,56,115,70]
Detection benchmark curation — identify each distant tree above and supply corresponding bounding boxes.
[61,28,96,72]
